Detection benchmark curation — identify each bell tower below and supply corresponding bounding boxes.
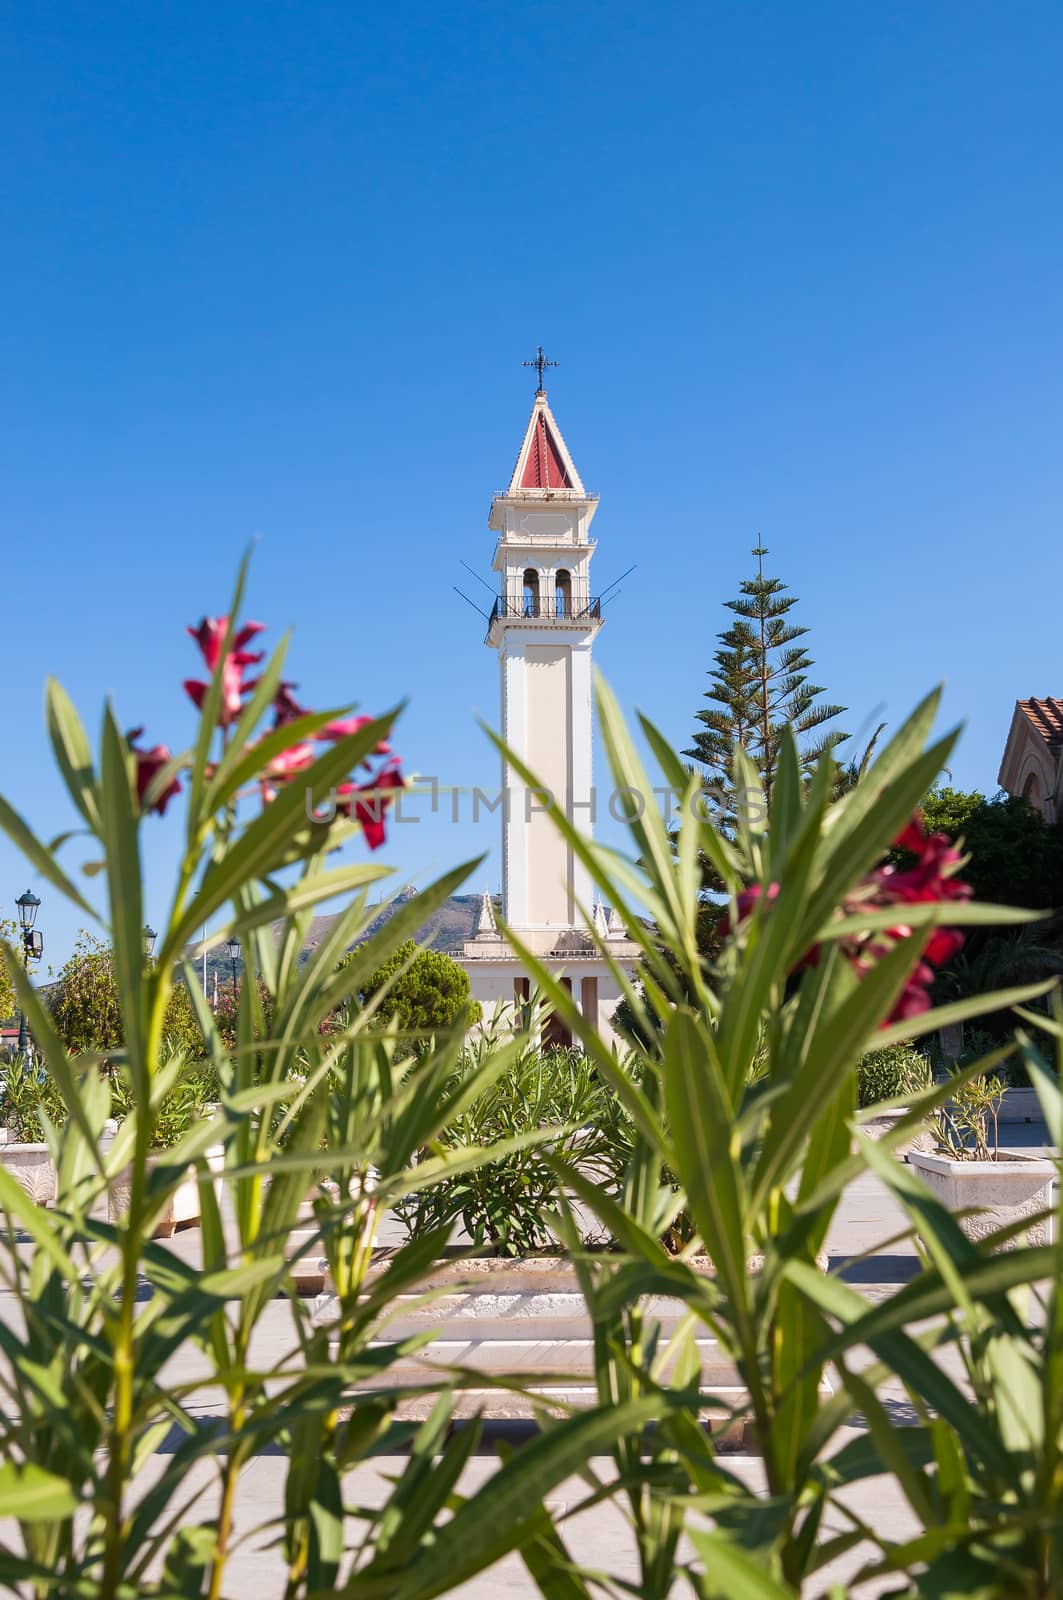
[460,361,637,1045]
[486,383,601,946]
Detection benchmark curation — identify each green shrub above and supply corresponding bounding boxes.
[157,981,208,1061]
[0,916,23,1025]
[932,1067,1009,1160]
[211,974,275,1051]
[857,1043,933,1108]
[394,1023,619,1255]
[342,938,481,1042]
[49,932,206,1058]
[0,1042,220,1148]
[0,1055,66,1143]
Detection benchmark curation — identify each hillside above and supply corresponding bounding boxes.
[304,890,482,959]
[192,890,482,991]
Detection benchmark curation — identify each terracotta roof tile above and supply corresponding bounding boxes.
[1019,697,1063,748]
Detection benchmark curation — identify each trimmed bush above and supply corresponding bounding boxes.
[49,933,206,1058]
[344,939,481,1040]
[857,1043,933,1108]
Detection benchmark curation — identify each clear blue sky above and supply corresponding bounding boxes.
[2,2,1061,965]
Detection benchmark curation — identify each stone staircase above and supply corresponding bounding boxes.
[295,1250,812,1449]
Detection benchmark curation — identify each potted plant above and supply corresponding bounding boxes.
[908,1068,1056,1247]
[0,1052,222,1230]
[0,1055,62,1205]
[106,1073,224,1236]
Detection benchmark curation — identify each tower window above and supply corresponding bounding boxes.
[522,568,541,618]
[555,568,572,618]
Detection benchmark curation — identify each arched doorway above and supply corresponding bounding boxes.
[543,977,572,1050]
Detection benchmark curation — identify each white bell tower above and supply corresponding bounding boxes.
[487,384,601,946]
[460,365,638,1047]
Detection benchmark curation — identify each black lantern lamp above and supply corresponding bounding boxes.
[16,891,42,962]
[14,890,41,1062]
[226,935,241,992]
[142,924,157,959]
[16,889,40,934]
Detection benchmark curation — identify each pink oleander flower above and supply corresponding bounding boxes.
[127,729,181,816]
[184,615,266,725]
[724,812,971,1027]
[314,713,392,757]
[188,616,265,671]
[263,739,316,787]
[255,737,317,805]
[877,818,971,906]
[272,681,309,727]
[867,811,971,1022]
[270,684,391,755]
[335,762,405,850]
[182,617,404,849]
[717,881,780,939]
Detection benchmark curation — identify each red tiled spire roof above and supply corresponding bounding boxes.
[519,411,572,489]
[503,391,586,499]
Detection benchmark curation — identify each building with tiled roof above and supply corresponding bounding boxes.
[998,698,1063,820]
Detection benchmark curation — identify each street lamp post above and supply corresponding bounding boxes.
[15,890,42,1064]
[226,935,240,996]
[142,925,157,961]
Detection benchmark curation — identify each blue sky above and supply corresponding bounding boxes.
[2,2,1061,964]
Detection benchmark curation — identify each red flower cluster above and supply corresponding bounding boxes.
[272,679,391,750]
[334,763,405,849]
[256,678,402,848]
[126,615,404,853]
[861,814,971,1021]
[725,813,970,1026]
[717,881,779,939]
[127,729,181,816]
[183,617,266,725]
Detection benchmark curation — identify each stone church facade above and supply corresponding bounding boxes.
[998,698,1063,821]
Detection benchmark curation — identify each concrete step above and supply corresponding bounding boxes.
[374,1386,754,1446]
[285,1244,833,1450]
[356,1336,735,1382]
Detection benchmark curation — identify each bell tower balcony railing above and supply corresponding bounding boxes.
[488,595,602,626]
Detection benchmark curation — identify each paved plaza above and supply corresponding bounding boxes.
[0,1113,1050,1587]
[1,1125,1052,1597]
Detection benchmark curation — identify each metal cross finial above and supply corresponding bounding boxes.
[523,343,558,393]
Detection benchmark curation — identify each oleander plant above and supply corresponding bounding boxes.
[0,560,658,1600]
[0,557,1059,1598]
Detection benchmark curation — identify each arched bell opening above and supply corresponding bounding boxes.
[555,568,573,618]
[522,568,541,618]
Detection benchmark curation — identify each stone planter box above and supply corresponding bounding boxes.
[108,1145,224,1238]
[0,1140,57,1206]
[0,1118,123,1212]
[856,1108,934,1156]
[908,1149,1056,1248]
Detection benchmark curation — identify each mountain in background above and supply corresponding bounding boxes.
[305,888,482,960]
[191,889,483,992]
